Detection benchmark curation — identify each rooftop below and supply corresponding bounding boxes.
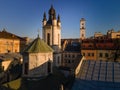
[72,60,120,90]
[0,53,22,61]
[23,36,53,53]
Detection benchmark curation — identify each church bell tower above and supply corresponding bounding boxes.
[80,18,86,40]
[42,5,61,67]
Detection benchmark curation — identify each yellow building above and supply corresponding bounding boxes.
[107,29,120,39]
[0,30,20,53]
[81,50,97,60]
[81,39,117,61]
[0,29,29,53]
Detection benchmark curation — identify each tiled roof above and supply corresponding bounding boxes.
[0,30,19,39]
[23,36,53,53]
[0,29,27,41]
[81,38,118,50]
[72,60,120,90]
[61,39,81,52]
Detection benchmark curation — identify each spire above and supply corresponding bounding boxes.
[48,5,56,20]
[51,4,53,9]
[57,14,60,22]
[53,12,56,20]
[43,12,47,21]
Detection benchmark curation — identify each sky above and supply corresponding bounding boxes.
[0,0,120,39]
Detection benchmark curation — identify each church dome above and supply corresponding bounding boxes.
[49,5,56,15]
[23,36,53,53]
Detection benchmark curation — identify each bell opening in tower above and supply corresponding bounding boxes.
[47,33,50,45]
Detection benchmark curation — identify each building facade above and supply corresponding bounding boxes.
[61,39,82,69]
[94,29,120,39]
[0,29,29,53]
[81,38,117,61]
[107,29,120,39]
[42,5,61,66]
[0,30,20,53]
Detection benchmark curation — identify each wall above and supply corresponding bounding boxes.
[0,38,20,53]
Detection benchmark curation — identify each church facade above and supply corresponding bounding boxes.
[42,5,61,66]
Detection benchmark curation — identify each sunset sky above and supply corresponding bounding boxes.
[0,0,120,38]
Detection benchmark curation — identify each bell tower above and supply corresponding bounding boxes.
[80,18,86,40]
[42,5,61,67]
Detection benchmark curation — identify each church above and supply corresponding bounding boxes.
[22,5,62,77]
[42,5,62,67]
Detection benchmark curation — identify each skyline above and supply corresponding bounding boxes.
[0,0,120,39]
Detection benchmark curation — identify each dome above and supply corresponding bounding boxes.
[49,5,56,15]
[23,36,53,53]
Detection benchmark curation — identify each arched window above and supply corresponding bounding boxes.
[47,33,50,45]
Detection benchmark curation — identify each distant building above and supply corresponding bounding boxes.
[94,29,120,39]
[81,38,119,61]
[22,36,53,77]
[94,32,107,39]
[107,29,120,39]
[0,53,22,71]
[61,39,82,70]
[42,5,61,67]
[0,29,29,53]
[80,18,86,40]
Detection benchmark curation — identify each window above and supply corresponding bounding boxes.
[65,54,67,57]
[72,55,75,58]
[72,60,74,63]
[88,45,92,47]
[99,53,103,57]
[92,53,94,56]
[88,53,90,56]
[82,27,84,29]
[47,33,50,45]
[68,54,71,58]
[68,60,70,63]
[83,53,85,56]
[82,34,84,37]
[105,53,109,57]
